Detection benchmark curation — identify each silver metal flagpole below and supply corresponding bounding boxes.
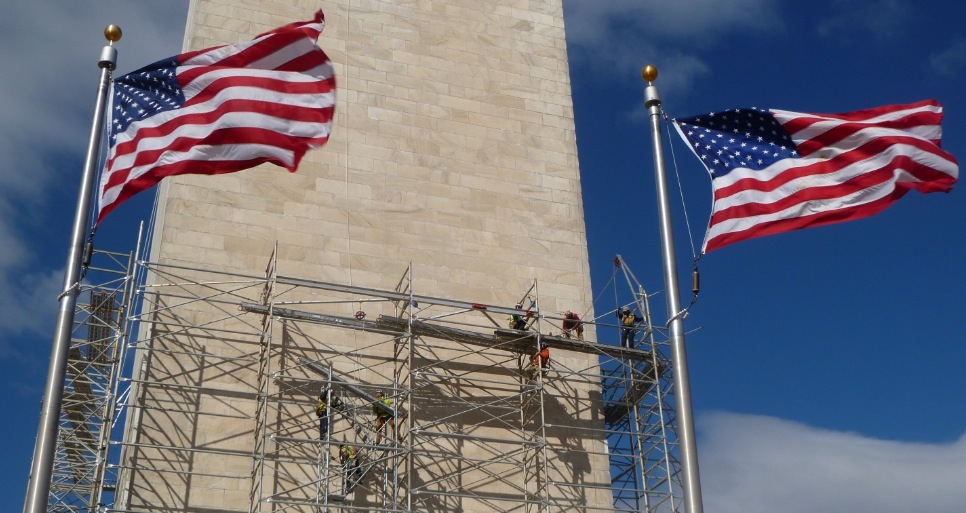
[23,25,120,513]
[641,65,705,513]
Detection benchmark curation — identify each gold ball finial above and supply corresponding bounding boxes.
[642,65,658,84]
[104,24,122,44]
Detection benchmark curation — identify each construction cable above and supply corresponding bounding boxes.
[660,107,701,312]
[612,260,620,318]
[586,264,617,323]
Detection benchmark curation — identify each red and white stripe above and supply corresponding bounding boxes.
[97,11,335,222]
[704,100,958,252]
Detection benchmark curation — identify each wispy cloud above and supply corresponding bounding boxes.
[816,0,910,40]
[0,268,62,350]
[564,0,779,46]
[0,2,188,350]
[563,0,780,97]
[930,38,966,77]
[701,412,966,513]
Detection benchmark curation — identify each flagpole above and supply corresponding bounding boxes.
[23,26,120,513]
[642,65,704,513]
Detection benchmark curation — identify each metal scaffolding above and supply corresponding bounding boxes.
[604,257,682,513]
[47,248,137,513]
[68,247,684,513]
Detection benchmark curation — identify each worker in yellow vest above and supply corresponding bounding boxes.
[617,306,643,348]
[508,303,528,331]
[339,444,361,491]
[372,391,396,445]
[315,387,342,439]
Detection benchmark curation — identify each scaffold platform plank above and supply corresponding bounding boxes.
[241,302,657,363]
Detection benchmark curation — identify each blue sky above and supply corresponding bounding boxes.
[3,2,964,512]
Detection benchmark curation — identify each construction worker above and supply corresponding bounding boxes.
[508,303,528,331]
[561,310,584,340]
[339,444,361,491]
[527,342,550,378]
[617,306,643,348]
[372,391,396,445]
[315,387,342,439]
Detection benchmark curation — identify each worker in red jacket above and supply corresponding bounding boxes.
[562,310,584,340]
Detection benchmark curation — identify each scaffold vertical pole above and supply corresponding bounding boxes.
[405,263,415,513]
[534,280,550,513]
[250,247,278,513]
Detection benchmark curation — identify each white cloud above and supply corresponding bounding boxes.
[564,0,780,47]
[562,0,779,99]
[0,2,190,186]
[0,268,63,354]
[700,412,966,513]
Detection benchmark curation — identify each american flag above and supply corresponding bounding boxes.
[674,100,958,252]
[97,11,336,222]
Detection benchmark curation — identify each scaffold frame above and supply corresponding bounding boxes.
[47,247,137,513]
[83,247,684,513]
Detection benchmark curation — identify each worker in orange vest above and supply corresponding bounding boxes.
[525,342,550,379]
